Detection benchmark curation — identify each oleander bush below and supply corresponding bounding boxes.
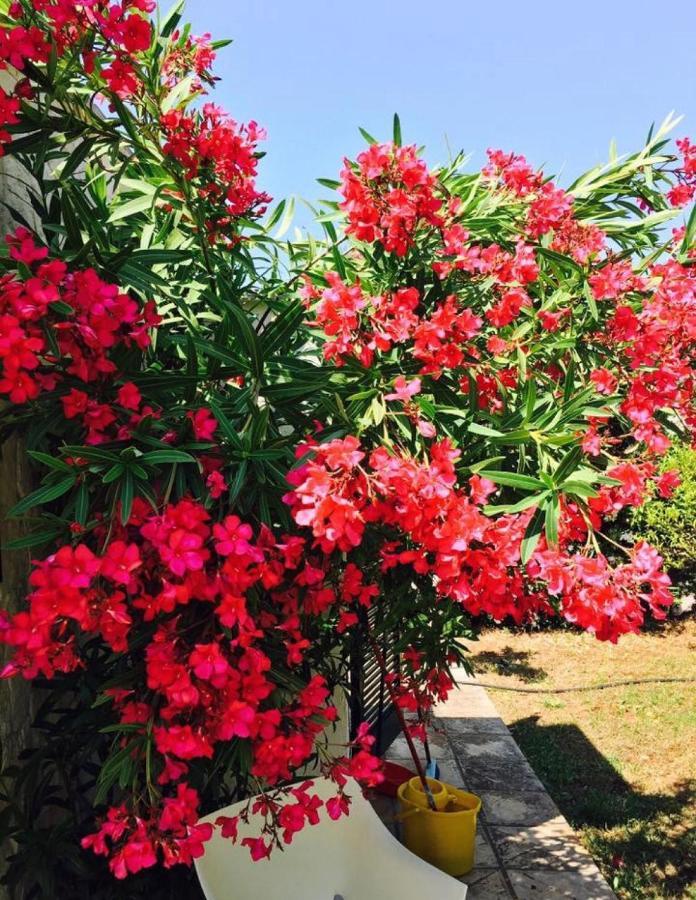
[0,0,693,897]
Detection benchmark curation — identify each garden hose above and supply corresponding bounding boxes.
[462,676,696,693]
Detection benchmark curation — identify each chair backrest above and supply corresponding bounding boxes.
[195,778,467,900]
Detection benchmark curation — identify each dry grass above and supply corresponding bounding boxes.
[467,619,696,899]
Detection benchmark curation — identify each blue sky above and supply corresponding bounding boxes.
[186,0,695,212]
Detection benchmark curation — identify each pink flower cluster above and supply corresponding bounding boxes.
[483,148,606,262]
[668,138,696,207]
[339,143,443,255]
[1,3,269,230]
[0,0,154,138]
[0,497,382,875]
[606,259,696,451]
[0,228,158,406]
[160,104,271,236]
[285,436,674,644]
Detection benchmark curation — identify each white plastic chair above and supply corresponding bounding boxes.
[195,777,467,900]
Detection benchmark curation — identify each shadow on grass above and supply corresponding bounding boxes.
[509,715,695,899]
[470,645,548,683]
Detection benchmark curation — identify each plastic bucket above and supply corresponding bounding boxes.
[397,779,482,876]
[400,776,450,811]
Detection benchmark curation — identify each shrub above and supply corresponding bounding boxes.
[630,444,696,577]
[0,0,693,896]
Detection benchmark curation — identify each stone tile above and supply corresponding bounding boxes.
[459,868,513,898]
[437,686,500,719]
[453,753,544,793]
[508,869,617,899]
[386,730,454,761]
[449,732,530,765]
[474,830,499,868]
[490,818,596,871]
[479,790,560,827]
[439,714,511,736]
[435,758,467,789]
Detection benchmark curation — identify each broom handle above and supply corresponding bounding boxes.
[418,707,433,766]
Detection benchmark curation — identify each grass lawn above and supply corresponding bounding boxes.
[468,618,696,899]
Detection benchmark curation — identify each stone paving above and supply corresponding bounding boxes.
[376,671,617,900]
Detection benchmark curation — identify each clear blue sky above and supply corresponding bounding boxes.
[186,0,695,210]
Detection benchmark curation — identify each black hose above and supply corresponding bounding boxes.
[460,676,696,694]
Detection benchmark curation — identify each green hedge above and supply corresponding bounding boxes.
[630,444,696,577]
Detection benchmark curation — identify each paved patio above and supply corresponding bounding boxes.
[374,671,617,900]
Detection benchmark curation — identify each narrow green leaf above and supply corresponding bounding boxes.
[484,471,546,491]
[358,126,378,145]
[583,280,599,320]
[141,449,196,464]
[75,481,89,524]
[544,493,560,547]
[393,113,402,146]
[553,445,583,485]
[521,505,546,564]
[102,464,125,484]
[10,476,76,516]
[5,529,62,551]
[484,492,547,515]
[27,451,73,473]
[225,303,263,379]
[108,194,155,223]
[119,470,135,525]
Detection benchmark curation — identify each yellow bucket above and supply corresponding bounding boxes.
[400,776,450,811]
[397,778,482,876]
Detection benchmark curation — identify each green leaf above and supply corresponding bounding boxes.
[161,75,195,113]
[141,449,196,464]
[27,451,73,473]
[119,470,134,525]
[265,198,287,230]
[260,300,304,356]
[158,0,185,37]
[553,445,583,485]
[583,280,599,320]
[108,194,155,223]
[681,203,696,255]
[61,446,121,464]
[228,459,248,502]
[225,303,263,379]
[521,505,546,564]
[125,249,191,266]
[467,422,504,437]
[5,528,63,551]
[483,471,546,491]
[544,493,560,547]
[10,477,76,516]
[358,126,378,145]
[75,482,89,525]
[102,464,125,484]
[317,178,340,190]
[59,140,94,181]
[393,113,402,146]
[272,197,295,239]
[208,398,243,449]
[485,493,548,516]
[561,480,599,499]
